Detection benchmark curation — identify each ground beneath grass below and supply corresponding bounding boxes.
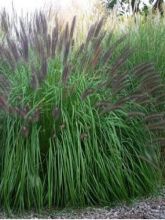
[1,189,165,219]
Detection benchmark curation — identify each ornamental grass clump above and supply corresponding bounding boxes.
[0,10,164,212]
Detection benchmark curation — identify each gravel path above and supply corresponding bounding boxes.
[48,196,165,219]
[1,190,165,218]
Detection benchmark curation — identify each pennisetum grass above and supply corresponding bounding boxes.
[0,8,164,213]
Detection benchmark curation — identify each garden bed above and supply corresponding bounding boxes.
[1,189,165,219]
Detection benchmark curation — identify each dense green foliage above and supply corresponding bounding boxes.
[127,18,165,79]
[0,10,164,213]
